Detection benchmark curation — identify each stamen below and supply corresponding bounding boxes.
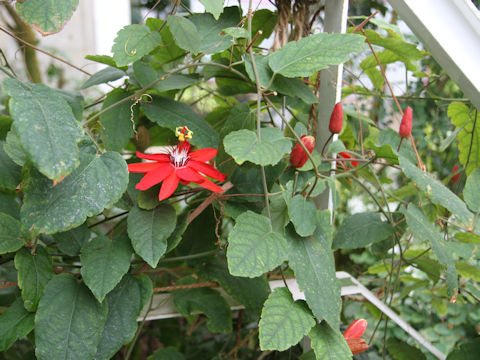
[168,146,190,167]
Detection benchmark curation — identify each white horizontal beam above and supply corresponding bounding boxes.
[388,0,480,110]
[139,272,446,359]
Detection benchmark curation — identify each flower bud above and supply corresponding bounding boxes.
[343,319,367,339]
[346,338,369,355]
[451,164,460,183]
[290,135,315,168]
[329,102,343,134]
[399,107,412,138]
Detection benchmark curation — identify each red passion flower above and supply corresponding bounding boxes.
[128,126,227,201]
[343,319,368,355]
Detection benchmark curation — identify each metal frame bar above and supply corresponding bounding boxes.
[139,272,446,360]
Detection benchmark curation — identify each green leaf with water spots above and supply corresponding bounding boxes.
[259,287,315,351]
[35,274,108,360]
[227,211,288,277]
[285,194,317,237]
[0,140,21,191]
[21,150,128,236]
[464,169,480,212]
[3,79,83,182]
[0,213,24,254]
[16,0,79,35]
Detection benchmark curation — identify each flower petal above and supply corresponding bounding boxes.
[136,151,170,162]
[197,178,224,193]
[135,163,173,190]
[176,166,205,183]
[188,160,227,182]
[128,162,162,173]
[159,170,180,200]
[189,148,217,162]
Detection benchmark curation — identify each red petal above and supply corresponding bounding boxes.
[135,163,173,190]
[343,319,367,339]
[159,171,180,200]
[136,151,170,162]
[197,178,224,193]
[128,162,161,173]
[189,148,218,162]
[176,166,205,183]
[188,160,226,181]
[346,338,368,355]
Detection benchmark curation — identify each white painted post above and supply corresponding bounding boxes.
[314,0,349,212]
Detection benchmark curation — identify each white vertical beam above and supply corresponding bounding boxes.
[388,0,480,110]
[315,0,349,211]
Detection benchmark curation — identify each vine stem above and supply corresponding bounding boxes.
[246,1,271,218]
[81,61,250,127]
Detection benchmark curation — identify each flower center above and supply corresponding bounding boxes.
[169,146,190,167]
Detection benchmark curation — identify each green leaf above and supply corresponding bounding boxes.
[85,54,126,70]
[127,205,177,268]
[448,102,480,175]
[455,232,480,244]
[386,338,426,360]
[53,223,91,256]
[56,89,84,121]
[0,213,24,254]
[284,194,317,237]
[21,150,128,236]
[16,0,79,35]
[95,275,144,360]
[148,347,186,360]
[0,298,34,351]
[133,61,199,92]
[0,193,20,219]
[3,79,83,182]
[35,274,108,360]
[99,88,138,151]
[200,0,224,19]
[227,211,288,277]
[251,9,277,46]
[112,24,162,67]
[402,205,458,298]
[222,27,249,38]
[189,7,240,55]
[166,211,189,253]
[399,155,472,224]
[268,33,364,77]
[4,130,26,166]
[224,128,291,166]
[146,18,185,65]
[167,16,202,54]
[446,338,480,360]
[259,287,315,351]
[200,260,270,316]
[287,211,341,330]
[142,95,219,148]
[333,212,395,249]
[14,246,53,312]
[80,66,125,89]
[464,168,480,212]
[309,322,352,360]
[456,261,480,281]
[173,285,232,333]
[81,234,132,302]
[0,140,21,190]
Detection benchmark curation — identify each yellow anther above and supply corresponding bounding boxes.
[175,126,193,141]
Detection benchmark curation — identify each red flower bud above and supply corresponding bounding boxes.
[451,164,460,183]
[343,319,367,339]
[290,135,315,168]
[338,152,358,170]
[345,338,369,355]
[329,102,343,134]
[399,107,412,138]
